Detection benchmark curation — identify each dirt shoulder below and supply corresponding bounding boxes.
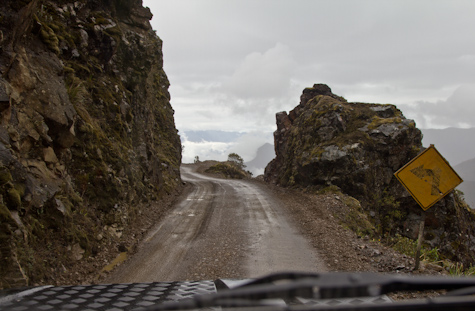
[265,182,445,275]
[261,181,448,301]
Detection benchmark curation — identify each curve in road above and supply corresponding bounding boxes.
[106,165,326,283]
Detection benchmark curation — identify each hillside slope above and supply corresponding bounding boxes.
[0,0,181,288]
[455,158,475,207]
[455,158,475,182]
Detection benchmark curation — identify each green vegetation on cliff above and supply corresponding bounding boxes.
[0,0,182,288]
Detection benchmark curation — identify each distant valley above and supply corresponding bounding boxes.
[454,158,475,207]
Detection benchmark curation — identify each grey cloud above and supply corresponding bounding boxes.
[145,0,475,133]
[221,43,296,99]
[402,85,475,129]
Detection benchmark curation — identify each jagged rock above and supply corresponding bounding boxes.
[265,84,475,265]
[53,198,68,216]
[78,29,89,47]
[70,243,85,261]
[0,0,182,288]
[266,84,421,196]
[105,224,123,239]
[0,79,10,113]
[43,147,59,164]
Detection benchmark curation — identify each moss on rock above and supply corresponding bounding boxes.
[0,168,13,186]
[6,188,22,210]
[39,24,60,54]
[0,0,182,288]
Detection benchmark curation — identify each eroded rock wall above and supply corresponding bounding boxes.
[265,84,475,265]
[0,0,181,287]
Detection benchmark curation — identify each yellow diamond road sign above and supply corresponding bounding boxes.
[394,145,463,211]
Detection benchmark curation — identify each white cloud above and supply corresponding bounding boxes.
[181,131,273,164]
[171,44,300,133]
[221,43,296,99]
[181,140,232,164]
[145,0,475,133]
[400,85,475,129]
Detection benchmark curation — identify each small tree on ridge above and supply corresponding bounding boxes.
[227,153,245,170]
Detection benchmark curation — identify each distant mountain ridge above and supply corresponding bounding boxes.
[421,128,475,208]
[455,157,475,181]
[421,128,475,166]
[245,143,275,176]
[454,158,475,207]
[182,130,244,143]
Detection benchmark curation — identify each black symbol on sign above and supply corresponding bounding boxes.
[410,165,442,196]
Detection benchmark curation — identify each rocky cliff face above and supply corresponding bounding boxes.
[265,84,475,265]
[0,0,181,288]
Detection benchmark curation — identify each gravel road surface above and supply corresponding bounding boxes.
[105,165,326,283]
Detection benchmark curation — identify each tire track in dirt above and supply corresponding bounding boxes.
[105,165,326,283]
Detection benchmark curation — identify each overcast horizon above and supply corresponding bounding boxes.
[142,0,475,163]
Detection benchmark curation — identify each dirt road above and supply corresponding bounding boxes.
[105,165,326,283]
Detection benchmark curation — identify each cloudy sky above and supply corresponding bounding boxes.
[142,0,475,163]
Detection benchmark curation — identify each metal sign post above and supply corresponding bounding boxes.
[394,144,463,270]
[414,212,426,271]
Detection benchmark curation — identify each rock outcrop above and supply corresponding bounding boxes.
[265,84,475,265]
[0,0,181,287]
